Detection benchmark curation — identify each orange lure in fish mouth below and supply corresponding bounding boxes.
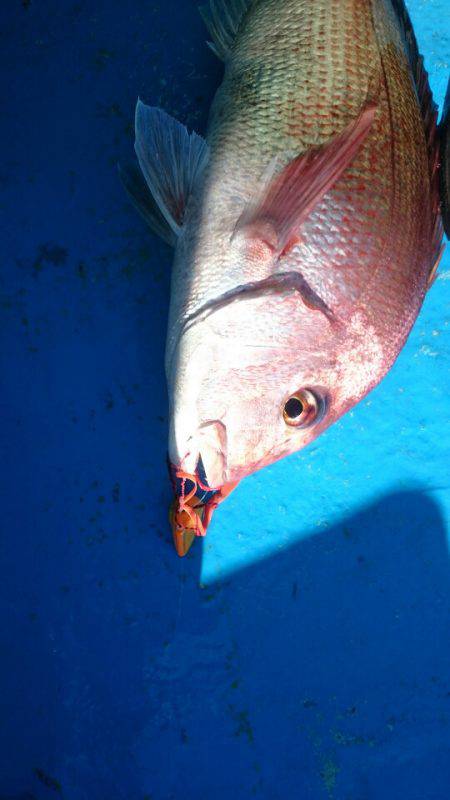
[169,460,238,557]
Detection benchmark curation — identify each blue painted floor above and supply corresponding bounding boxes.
[1,1,449,798]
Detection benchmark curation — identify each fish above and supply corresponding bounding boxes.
[122,0,450,556]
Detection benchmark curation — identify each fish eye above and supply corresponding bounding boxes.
[283,389,323,428]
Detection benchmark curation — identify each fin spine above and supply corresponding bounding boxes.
[199,0,252,61]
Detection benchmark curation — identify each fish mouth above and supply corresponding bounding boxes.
[169,458,238,557]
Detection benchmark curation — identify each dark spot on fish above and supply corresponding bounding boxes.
[292,580,299,599]
[33,243,68,275]
[34,769,61,793]
[230,63,264,108]
[357,555,366,565]
[303,698,317,709]
[22,0,31,8]
[112,483,120,503]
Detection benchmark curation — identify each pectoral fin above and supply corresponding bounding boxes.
[235,104,377,257]
[134,101,209,239]
[439,78,450,238]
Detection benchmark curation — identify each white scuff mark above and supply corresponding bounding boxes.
[438,270,450,281]
[417,345,439,357]
[336,312,384,400]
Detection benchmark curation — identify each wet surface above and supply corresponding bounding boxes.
[1,1,449,798]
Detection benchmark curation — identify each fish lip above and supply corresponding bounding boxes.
[169,456,219,502]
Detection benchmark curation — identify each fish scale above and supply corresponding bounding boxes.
[170,0,436,352]
[164,0,441,455]
[123,0,449,553]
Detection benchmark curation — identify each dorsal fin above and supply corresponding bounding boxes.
[199,0,253,61]
[390,0,438,154]
[390,0,444,275]
[439,78,450,238]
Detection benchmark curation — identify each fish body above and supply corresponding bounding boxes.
[123,0,450,554]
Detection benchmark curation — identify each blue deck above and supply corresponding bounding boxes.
[1,1,449,798]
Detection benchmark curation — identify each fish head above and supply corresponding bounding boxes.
[166,281,386,553]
